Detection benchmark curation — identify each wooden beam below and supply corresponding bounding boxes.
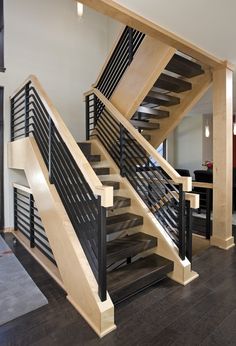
[211,67,235,250]
[79,0,226,68]
[150,70,213,148]
[110,36,176,118]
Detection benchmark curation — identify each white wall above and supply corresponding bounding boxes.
[107,18,123,47]
[168,115,203,177]
[0,0,119,227]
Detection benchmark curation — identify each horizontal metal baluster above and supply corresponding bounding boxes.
[124,160,178,230]
[51,142,98,224]
[97,26,145,99]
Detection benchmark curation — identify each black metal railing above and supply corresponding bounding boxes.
[14,187,56,264]
[10,81,107,301]
[96,26,145,100]
[86,93,192,261]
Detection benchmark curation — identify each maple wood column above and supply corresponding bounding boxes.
[211,67,235,249]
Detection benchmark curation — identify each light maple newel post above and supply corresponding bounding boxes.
[211,66,235,249]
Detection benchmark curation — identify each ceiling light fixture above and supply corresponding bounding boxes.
[205,120,210,138]
[77,2,83,17]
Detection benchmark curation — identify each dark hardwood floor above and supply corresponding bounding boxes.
[0,232,236,346]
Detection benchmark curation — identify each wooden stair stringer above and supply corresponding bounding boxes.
[150,70,213,148]
[7,137,116,338]
[90,138,199,286]
[110,35,176,119]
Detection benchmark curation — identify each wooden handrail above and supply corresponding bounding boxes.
[192,182,213,189]
[87,88,192,192]
[10,76,113,208]
[13,183,32,194]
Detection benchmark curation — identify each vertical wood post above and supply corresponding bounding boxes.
[211,67,235,249]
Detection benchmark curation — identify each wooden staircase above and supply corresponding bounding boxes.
[78,142,174,304]
[131,53,207,142]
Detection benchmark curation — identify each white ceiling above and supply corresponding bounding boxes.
[113,0,236,112]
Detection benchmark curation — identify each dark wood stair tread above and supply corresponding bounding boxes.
[145,91,180,107]
[78,142,91,157]
[107,233,157,267]
[106,212,143,234]
[110,196,131,210]
[166,54,204,78]
[108,254,173,304]
[101,181,120,190]
[135,106,169,120]
[131,120,160,130]
[154,73,192,93]
[93,167,110,175]
[88,154,101,162]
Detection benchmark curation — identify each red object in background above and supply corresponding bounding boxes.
[206,162,213,169]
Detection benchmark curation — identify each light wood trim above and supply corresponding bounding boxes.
[10,75,113,208]
[211,67,235,250]
[13,183,32,194]
[78,0,227,68]
[185,193,199,209]
[90,88,192,191]
[11,229,65,290]
[110,36,176,118]
[150,70,213,148]
[192,182,213,189]
[168,180,213,190]
[171,191,199,209]
[93,24,125,87]
[8,137,115,337]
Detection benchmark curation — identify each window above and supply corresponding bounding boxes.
[0,0,5,72]
[157,140,167,159]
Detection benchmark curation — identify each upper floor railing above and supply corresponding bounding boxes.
[95,26,145,99]
[85,88,195,261]
[10,75,113,301]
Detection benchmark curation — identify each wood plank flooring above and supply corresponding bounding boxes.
[0,231,236,346]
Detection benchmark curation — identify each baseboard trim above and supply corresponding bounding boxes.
[210,235,235,250]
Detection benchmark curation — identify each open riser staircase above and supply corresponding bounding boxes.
[94,25,212,148]
[7,23,215,338]
[77,141,175,303]
[8,74,198,336]
[86,92,193,262]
